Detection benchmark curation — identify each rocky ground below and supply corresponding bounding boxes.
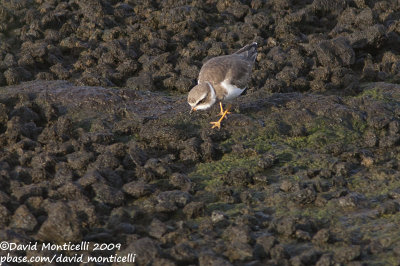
[1,0,400,265]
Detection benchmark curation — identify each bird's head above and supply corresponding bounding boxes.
[187,82,216,113]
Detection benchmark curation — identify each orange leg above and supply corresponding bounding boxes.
[217,102,231,117]
[210,104,232,129]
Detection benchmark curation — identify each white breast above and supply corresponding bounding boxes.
[220,80,245,101]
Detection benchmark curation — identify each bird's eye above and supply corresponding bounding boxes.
[198,97,207,105]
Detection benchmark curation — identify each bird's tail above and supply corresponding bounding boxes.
[234,42,258,62]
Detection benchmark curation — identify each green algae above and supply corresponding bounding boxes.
[349,171,400,198]
[359,83,400,104]
[206,202,244,215]
[359,86,387,101]
[189,153,261,188]
[184,87,398,265]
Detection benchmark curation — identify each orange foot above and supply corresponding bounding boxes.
[210,105,231,129]
[210,120,222,129]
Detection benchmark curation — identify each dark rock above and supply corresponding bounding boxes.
[312,228,331,244]
[4,67,32,85]
[6,117,42,141]
[315,37,355,67]
[217,0,249,19]
[379,135,400,148]
[148,219,168,239]
[224,242,254,261]
[92,152,120,169]
[10,166,32,183]
[310,178,329,193]
[92,182,125,206]
[3,53,17,68]
[291,187,317,205]
[295,229,311,241]
[169,172,193,192]
[211,210,228,223]
[388,188,400,200]
[253,175,269,186]
[144,157,171,178]
[113,222,135,234]
[12,184,46,202]
[38,116,74,142]
[368,240,384,255]
[122,181,154,198]
[76,70,115,87]
[377,200,400,216]
[333,162,351,177]
[255,234,277,257]
[118,237,160,265]
[183,201,205,218]
[333,245,361,263]
[290,249,321,266]
[223,168,253,186]
[258,153,278,169]
[199,252,232,266]
[10,106,40,122]
[37,202,82,243]
[164,75,194,93]
[135,166,157,182]
[276,66,298,86]
[0,103,8,126]
[240,190,260,205]
[84,232,114,243]
[394,242,400,256]
[51,163,74,188]
[200,136,218,161]
[179,137,202,162]
[272,217,295,237]
[223,225,251,244]
[170,242,197,263]
[56,183,87,200]
[0,191,11,205]
[66,151,94,171]
[332,175,348,188]
[10,205,37,231]
[338,192,366,208]
[280,180,301,192]
[78,169,105,187]
[50,63,71,80]
[217,188,239,204]
[156,190,192,212]
[80,132,115,145]
[348,24,386,49]
[124,141,147,167]
[316,253,334,266]
[30,152,56,177]
[270,244,288,260]
[0,205,10,226]
[126,73,155,91]
[152,258,176,266]
[69,199,97,229]
[388,120,400,135]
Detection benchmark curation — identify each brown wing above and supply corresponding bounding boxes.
[225,57,253,89]
[198,56,229,84]
[198,55,254,88]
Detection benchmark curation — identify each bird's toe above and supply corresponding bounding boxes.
[210,121,221,129]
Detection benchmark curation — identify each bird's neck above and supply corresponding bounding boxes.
[205,82,217,102]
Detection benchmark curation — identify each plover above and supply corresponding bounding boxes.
[188,42,257,129]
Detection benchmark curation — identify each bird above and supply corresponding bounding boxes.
[187,42,258,129]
